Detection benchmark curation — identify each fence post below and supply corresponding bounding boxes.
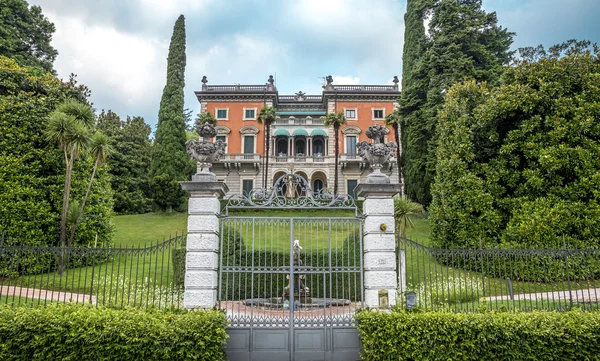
[355,182,401,308]
[563,235,573,309]
[180,174,228,309]
[480,237,485,299]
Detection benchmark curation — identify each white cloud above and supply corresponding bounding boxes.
[330,75,360,85]
[47,11,167,111]
[137,0,213,21]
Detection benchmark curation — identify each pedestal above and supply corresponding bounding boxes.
[180,179,228,309]
[356,183,401,308]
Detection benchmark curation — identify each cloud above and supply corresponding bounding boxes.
[45,10,168,122]
[330,76,360,85]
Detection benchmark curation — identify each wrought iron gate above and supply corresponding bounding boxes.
[219,174,363,361]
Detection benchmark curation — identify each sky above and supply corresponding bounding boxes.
[29,0,600,132]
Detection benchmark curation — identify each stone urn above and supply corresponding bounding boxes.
[185,122,226,182]
[357,124,397,184]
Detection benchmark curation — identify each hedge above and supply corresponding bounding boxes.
[356,309,600,361]
[0,304,228,361]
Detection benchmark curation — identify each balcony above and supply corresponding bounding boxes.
[214,153,261,170]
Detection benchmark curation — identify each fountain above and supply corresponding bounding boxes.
[283,240,312,308]
[241,239,351,311]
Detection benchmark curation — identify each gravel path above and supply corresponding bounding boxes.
[0,285,97,305]
[484,288,600,303]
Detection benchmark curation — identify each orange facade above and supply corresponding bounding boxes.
[336,101,396,148]
[206,102,266,154]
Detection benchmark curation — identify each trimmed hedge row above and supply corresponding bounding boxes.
[356,310,600,361]
[0,304,228,361]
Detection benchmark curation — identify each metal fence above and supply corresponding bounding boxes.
[0,233,185,309]
[218,217,363,327]
[399,236,600,312]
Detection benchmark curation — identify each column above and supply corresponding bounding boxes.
[355,183,401,308]
[180,179,228,309]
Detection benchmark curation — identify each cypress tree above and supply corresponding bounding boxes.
[399,0,432,204]
[400,0,513,206]
[149,15,189,213]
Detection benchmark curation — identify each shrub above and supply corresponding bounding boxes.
[357,309,600,361]
[0,304,228,361]
[430,42,600,251]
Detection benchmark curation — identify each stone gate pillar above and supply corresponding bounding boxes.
[180,179,228,309]
[354,123,401,309]
[356,183,401,308]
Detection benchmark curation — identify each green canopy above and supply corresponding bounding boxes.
[292,128,308,137]
[273,129,290,137]
[310,128,327,137]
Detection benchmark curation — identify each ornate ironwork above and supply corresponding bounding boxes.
[224,173,360,214]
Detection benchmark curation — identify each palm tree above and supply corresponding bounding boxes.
[68,131,114,247]
[323,112,347,196]
[196,111,217,126]
[393,195,425,284]
[385,110,403,186]
[46,102,93,250]
[393,195,424,239]
[257,106,277,188]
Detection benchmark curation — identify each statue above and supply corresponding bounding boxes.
[185,119,226,181]
[358,124,397,184]
[283,239,311,305]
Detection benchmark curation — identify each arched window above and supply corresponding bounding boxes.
[313,138,323,156]
[296,139,306,156]
[277,138,288,155]
[313,179,323,193]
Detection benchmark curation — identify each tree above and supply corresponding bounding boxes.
[45,100,93,250]
[385,110,403,185]
[149,15,188,213]
[323,112,347,196]
[97,110,153,214]
[257,106,277,188]
[399,0,433,203]
[430,41,600,249]
[0,56,113,259]
[0,0,57,73]
[400,0,513,206]
[68,131,114,246]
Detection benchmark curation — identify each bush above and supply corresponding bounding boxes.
[172,248,186,286]
[0,304,228,361]
[430,42,600,251]
[357,309,600,361]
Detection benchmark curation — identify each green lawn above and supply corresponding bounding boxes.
[112,212,187,246]
[4,210,599,312]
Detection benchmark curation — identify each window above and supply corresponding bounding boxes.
[345,109,357,120]
[373,109,384,119]
[243,135,255,155]
[313,139,323,156]
[296,139,306,156]
[347,179,358,199]
[216,108,228,120]
[314,179,323,193]
[242,180,254,198]
[243,108,257,120]
[345,136,357,155]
